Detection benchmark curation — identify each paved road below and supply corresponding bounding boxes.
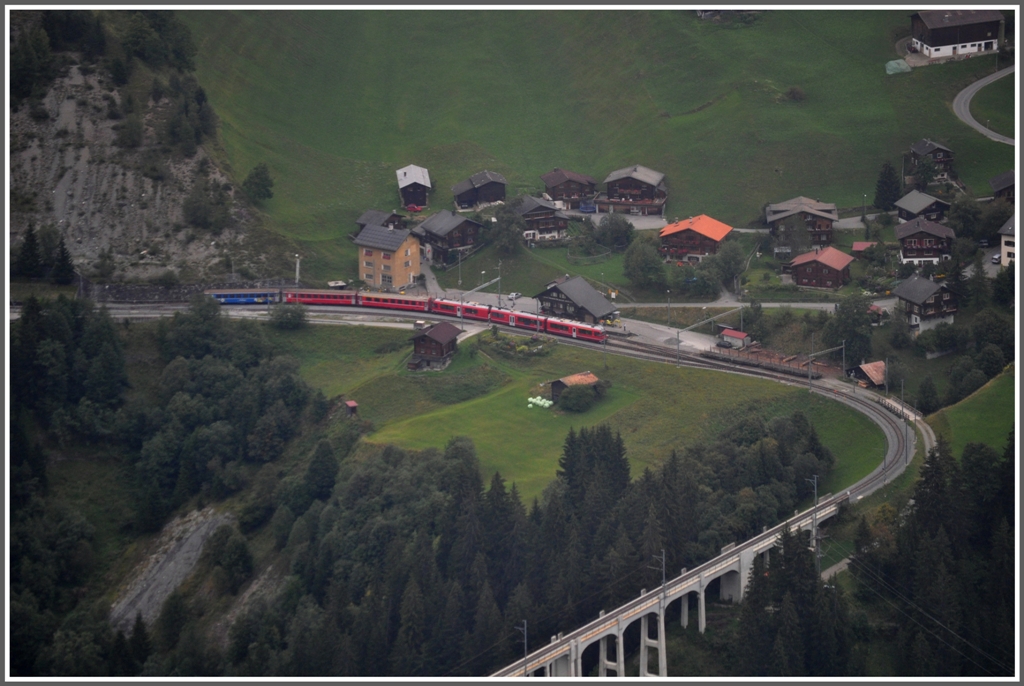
[951,65,1015,145]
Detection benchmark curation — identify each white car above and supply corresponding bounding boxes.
[991,254,1001,264]
[508,292,522,300]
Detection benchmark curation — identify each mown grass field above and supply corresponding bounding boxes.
[968,72,1016,139]
[927,365,1016,459]
[181,10,1013,285]
[271,325,891,503]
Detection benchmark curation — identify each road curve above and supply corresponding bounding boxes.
[951,65,1015,145]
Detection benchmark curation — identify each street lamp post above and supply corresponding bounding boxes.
[806,474,820,577]
[480,270,486,287]
[458,250,462,287]
[294,254,301,286]
[666,289,671,327]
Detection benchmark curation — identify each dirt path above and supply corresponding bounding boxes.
[109,506,232,634]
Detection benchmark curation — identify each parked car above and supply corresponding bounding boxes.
[508,292,522,300]
[992,253,1001,264]
[715,340,733,349]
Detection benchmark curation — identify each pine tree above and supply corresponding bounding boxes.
[462,580,504,676]
[242,162,274,201]
[640,504,666,591]
[388,576,426,675]
[874,161,902,211]
[15,224,42,278]
[916,376,940,415]
[51,235,75,284]
[431,581,466,675]
[303,440,338,501]
[769,592,805,676]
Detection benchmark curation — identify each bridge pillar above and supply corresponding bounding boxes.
[571,638,582,677]
[616,619,625,677]
[638,602,668,677]
[598,632,623,677]
[680,592,689,628]
[698,574,706,634]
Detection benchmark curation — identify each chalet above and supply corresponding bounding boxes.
[356,209,405,231]
[788,247,854,289]
[910,138,954,177]
[550,371,600,403]
[659,214,733,263]
[998,214,1015,267]
[397,164,432,208]
[409,321,461,371]
[414,210,483,265]
[452,170,507,209]
[910,10,1004,59]
[765,196,838,245]
[353,224,421,290]
[848,361,887,389]
[533,275,617,325]
[894,190,950,223]
[516,196,570,242]
[595,165,667,216]
[895,217,955,265]
[893,275,957,333]
[541,168,597,208]
[851,241,878,257]
[989,171,1014,203]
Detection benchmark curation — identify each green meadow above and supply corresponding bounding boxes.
[968,72,1016,139]
[182,10,1012,284]
[274,324,888,502]
[927,365,1016,459]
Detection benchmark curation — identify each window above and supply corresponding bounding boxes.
[405,248,411,256]
[942,293,950,300]
[364,249,373,257]
[1009,252,1016,259]
[364,273,373,280]
[364,261,373,268]
[823,268,830,274]
[381,274,393,285]
[382,252,391,260]
[1007,240,1015,247]
[382,265,391,272]
[404,260,412,268]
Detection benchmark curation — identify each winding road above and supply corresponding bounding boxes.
[951,65,1015,145]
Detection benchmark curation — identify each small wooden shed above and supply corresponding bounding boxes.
[344,400,359,417]
[551,371,600,402]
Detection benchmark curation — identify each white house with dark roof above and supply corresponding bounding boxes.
[892,275,958,333]
[895,217,955,265]
[910,9,1004,59]
[533,275,618,325]
[516,196,571,241]
[998,214,1015,267]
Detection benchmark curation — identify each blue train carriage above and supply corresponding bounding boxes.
[204,288,282,305]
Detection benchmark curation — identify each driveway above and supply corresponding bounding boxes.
[951,65,1015,145]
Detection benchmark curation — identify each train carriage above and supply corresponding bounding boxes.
[546,316,606,342]
[205,288,281,304]
[428,298,490,321]
[283,289,358,306]
[359,293,430,312]
[487,309,544,332]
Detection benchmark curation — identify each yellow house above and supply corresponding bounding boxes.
[354,224,421,289]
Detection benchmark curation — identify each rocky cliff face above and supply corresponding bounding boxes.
[9,61,268,284]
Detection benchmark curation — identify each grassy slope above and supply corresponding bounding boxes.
[927,364,1016,459]
[182,10,1013,285]
[968,72,1016,140]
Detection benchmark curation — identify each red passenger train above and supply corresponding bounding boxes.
[205,287,607,342]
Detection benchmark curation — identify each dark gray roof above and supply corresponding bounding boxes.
[534,275,617,319]
[895,217,955,241]
[413,321,461,345]
[998,214,1015,237]
[516,195,558,216]
[451,178,475,196]
[893,276,944,306]
[353,225,412,252]
[357,209,393,228]
[418,210,481,238]
[989,170,1014,193]
[453,170,508,194]
[910,138,952,156]
[541,168,596,187]
[894,190,949,215]
[397,164,431,189]
[604,164,665,188]
[914,9,1004,30]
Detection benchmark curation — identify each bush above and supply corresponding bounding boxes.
[269,302,307,330]
[785,86,805,102]
[558,384,596,412]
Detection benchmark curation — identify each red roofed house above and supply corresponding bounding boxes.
[659,214,733,263]
[788,247,854,289]
[550,371,600,403]
[851,241,878,256]
[718,328,750,349]
[541,168,597,209]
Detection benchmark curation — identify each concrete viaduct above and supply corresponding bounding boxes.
[492,384,921,678]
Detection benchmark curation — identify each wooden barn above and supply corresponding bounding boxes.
[356,209,405,231]
[452,170,507,209]
[990,171,1014,203]
[550,371,600,403]
[409,321,461,370]
[894,190,950,223]
[596,164,667,215]
[787,247,854,289]
[848,361,887,389]
[659,214,733,262]
[540,168,597,208]
[397,164,432,208]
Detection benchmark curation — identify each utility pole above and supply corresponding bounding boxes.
[516,620,528,677]
[666,289,671,327]
[458,250,462,287]
[902,378,909,466]
[294,254,301,286]
[498,258,502,308]
[650,549,666,591]
[676,329,680,366]
[806,474,820,577]
[884,355,889,396]
[808,332,814,393]
[842,339,846,380]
